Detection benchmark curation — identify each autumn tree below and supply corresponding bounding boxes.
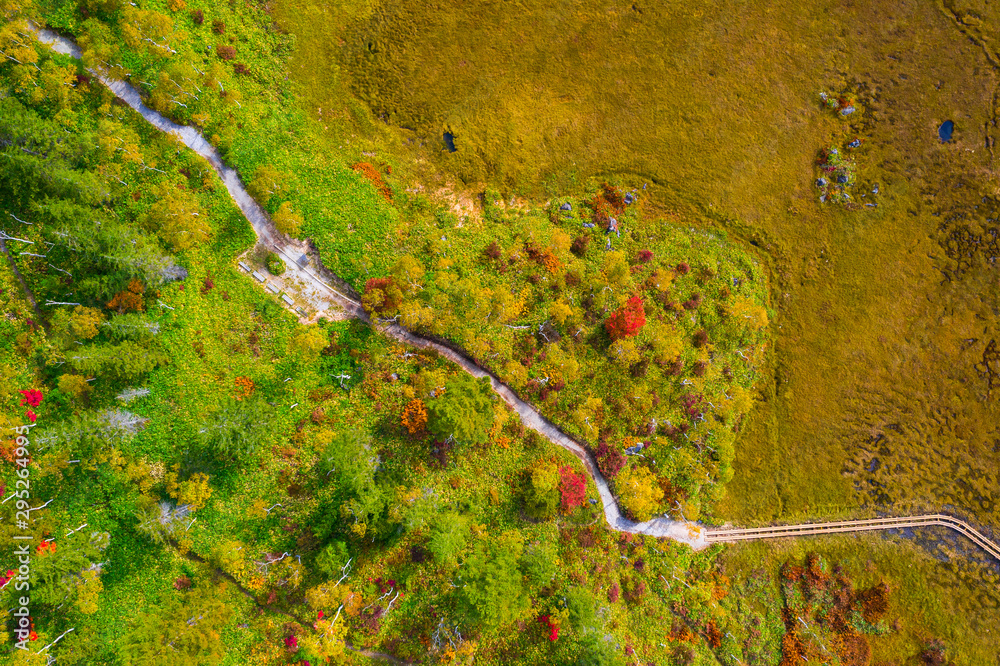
[615,464,664,521]
[107,279,146,314]
[146,183,210,251]
[598,251,631,289]
[165,467,213,511]
[66,306,104,340]
[361,277,403,315]
[608,338,640,368]
[247,164,290,204]
[605,295,646,340]
[400,398,428,434]
[290,326,328,361]
[595,440,625,480]
[559,465,587,513]
[272,201,303,236]
[391,255,425,292]
[120,6,176,56]
[427,373,494,445]
[58,374,92,402]
[549,299,575,327]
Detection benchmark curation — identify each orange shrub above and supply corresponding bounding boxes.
[401,399,427,434]
[107,279,145,313]
[351,163,392,201]
[234,376,255,401]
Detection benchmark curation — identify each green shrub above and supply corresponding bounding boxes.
[265,251,285,275]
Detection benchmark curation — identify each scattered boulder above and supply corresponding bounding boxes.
[560,202,572,211]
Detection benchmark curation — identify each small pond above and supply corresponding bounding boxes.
[443,131,457,152]
[939,120,954,143]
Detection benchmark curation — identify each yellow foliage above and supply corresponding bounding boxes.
[549,299,574,326]
[646,268,674,292]
[70,306,104,339]
[76,569,103,615]
[609,337,640,368]
[147,182,209,251]
[298,616,348,662]
[58,374,91,401]
[273,201,304,237]
[504,360,528,388]
[291,327,328,360]
[531,459,560,494]
[123,459,155,494]
[616,464,664,521]
[165,467,213,511]
[249,499,268,520]
[489,404,511,448]
[730,297,769,331]
[550,229,572,256]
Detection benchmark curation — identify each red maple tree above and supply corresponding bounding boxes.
[604,295,646,340]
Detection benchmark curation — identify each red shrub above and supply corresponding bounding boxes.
[537,615,559,641]
[596,440,625,479]
[604,295,646,339]
[216,44,235,60]
[558,466,586,513]
[19,389,43,408]
[682,293,703,310]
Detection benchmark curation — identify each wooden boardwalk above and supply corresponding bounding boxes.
[706,514,1000,562]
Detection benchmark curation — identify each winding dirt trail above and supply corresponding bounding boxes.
[29,26,1000,563]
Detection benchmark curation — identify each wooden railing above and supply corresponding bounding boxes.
[706,514,1000,562]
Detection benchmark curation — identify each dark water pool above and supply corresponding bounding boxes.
[939,120,954,142]
[443,131,457,152]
